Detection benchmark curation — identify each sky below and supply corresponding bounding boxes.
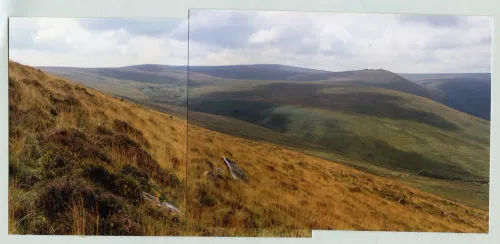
[9,11,492,73]
[189,10,492,73]
[9,18,188,67]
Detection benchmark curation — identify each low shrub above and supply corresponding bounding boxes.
[82,163,142,204]
[44,129,110,163]
[99,134,181,187]
[96,125,113,135]
[37,177,97,219]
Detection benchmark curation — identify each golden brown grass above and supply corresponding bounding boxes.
[8,61,488,236]
[70,196,101,235]
[8,61,186,236]
[187,119,489,233]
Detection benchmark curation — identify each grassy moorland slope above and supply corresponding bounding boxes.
[186,120,488,233]
[9,61,188,235]
[189,80,490,210]
[189,82,490,179]
[9,62,489,235]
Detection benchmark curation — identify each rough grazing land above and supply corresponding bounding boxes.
[9,62,488,236]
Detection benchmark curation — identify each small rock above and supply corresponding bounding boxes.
[222,156,249,183]
[398,198,409,205]
[141,192,182,214]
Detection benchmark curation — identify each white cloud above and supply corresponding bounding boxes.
[9,13,492,73]
[188,11,492,73]
[9,18,188,67]
[248,28,277,44]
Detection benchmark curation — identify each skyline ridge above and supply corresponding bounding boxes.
[33,62,492,75]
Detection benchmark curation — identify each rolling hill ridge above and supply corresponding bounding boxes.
[39,64,490,120]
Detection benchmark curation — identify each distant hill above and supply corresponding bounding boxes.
[38,64,334,84]
[187,64,334,81]
[399,73,491,83]
[400,73,491,120]
[323,69,441,101]
[39,64,491,120]
[38,65,191,106]
[39,64,437,101]
[39,65,187,85]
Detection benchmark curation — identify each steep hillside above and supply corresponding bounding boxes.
[186,119,488,233]
[433,78,491,120]
[9,61,188,236]
[9,62,488,236]
[400,73,491,120]
[423,77,490,120]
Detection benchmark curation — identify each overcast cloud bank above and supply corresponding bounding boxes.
[9,11,492,73]
[189,10,492,73]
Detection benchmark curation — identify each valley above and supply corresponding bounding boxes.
[31,63,491,226]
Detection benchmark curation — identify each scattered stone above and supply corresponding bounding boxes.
[398,198,409,205]
[141,191,182,214]
[222,156,249,183]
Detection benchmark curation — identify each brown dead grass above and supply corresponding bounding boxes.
[8,61,187,236]
[187,117,489,233]
[8,61,488,236]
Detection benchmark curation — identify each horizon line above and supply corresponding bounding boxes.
[17,61,491,75]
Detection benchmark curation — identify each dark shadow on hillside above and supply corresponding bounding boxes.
[300,118,476,181]
[437,78,491,120]
[191,83,458,131]
[189,99,290,133]
[188,96,477,181]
